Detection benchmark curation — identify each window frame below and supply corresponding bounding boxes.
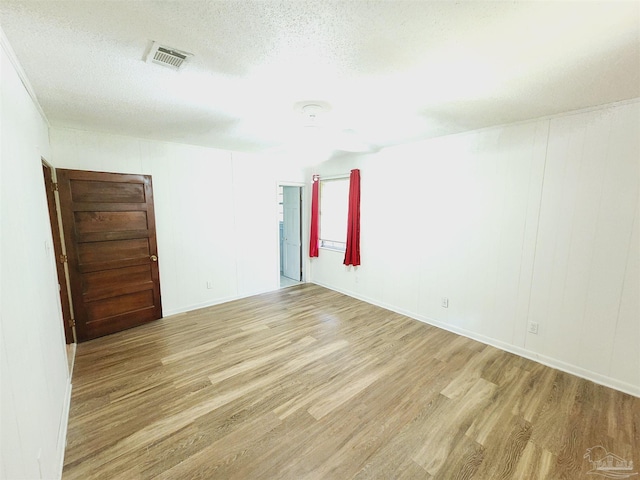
[318,177,349,252]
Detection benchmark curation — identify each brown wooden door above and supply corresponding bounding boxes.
[57,169,162,342]
[42,163,74,344]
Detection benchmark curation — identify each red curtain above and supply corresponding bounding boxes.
[309,175,320,257]
[344,169,361,266]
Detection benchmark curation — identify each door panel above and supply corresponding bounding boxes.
[283,186,302,281]
[77,238,150,264]
[82,264,152,294]
[86,290,154,321]
[57,169,162,342]
[70,179,146,203]
[74,211,149,234]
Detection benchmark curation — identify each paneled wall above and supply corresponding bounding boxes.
[527,104,639,385]
[1,42,71,479]
[49,128,305,316]
[310,101,639,395]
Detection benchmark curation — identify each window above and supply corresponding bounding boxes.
[319,178,349,251]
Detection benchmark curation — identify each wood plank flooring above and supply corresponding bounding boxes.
[63,284,639,479]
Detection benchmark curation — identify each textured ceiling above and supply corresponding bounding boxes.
[1,1,639,160]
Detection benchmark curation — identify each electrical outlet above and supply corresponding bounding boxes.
[206,280,213,289]
[528,322,539,334]
[441,297,449,308]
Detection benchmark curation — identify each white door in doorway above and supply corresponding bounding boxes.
[282,186,302,281]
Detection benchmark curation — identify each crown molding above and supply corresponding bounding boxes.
[1,26,50,126]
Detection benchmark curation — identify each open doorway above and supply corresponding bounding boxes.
[278,185,303,288]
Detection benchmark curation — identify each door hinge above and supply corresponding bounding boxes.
[68,318,76,328]
[59,254,68,264]
[51,182,59,192]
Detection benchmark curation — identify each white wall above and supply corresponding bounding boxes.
[1,40,71,479]
[310,101,639,396]
[2,30,305,477]
[49,128,305,317]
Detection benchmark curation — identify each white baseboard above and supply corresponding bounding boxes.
[162,287,282,318]
[56,378,73,479]
[312,281,639,398]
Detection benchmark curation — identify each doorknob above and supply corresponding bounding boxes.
[150,255,158,262]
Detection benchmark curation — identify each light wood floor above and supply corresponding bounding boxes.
[63,284,638,479]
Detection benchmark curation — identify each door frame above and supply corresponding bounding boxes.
[42,160,75,344]
[277,182,306,286]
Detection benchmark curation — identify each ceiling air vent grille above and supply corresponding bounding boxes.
[146,42,192,69]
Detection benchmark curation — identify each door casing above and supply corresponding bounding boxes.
[42,162,74,344]
[282,186,302,281]
[278,182,305,284]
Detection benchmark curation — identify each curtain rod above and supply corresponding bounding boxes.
[317,173,350,181]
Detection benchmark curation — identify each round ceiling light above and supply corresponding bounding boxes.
[294,101,331,127]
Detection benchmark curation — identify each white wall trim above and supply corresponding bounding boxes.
[162,287,282,318]
[50,125,236,155]
[312,280,640,398]
[531,96,640,124]
[381,97,640,154]
[0,26,50,126]
[55,379,73,479]
[277,181,306,187]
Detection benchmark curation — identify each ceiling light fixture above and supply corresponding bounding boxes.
[295,101,331,127]
[301,104,324,124]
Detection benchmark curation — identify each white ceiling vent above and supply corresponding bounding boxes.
[146,42,192,69]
